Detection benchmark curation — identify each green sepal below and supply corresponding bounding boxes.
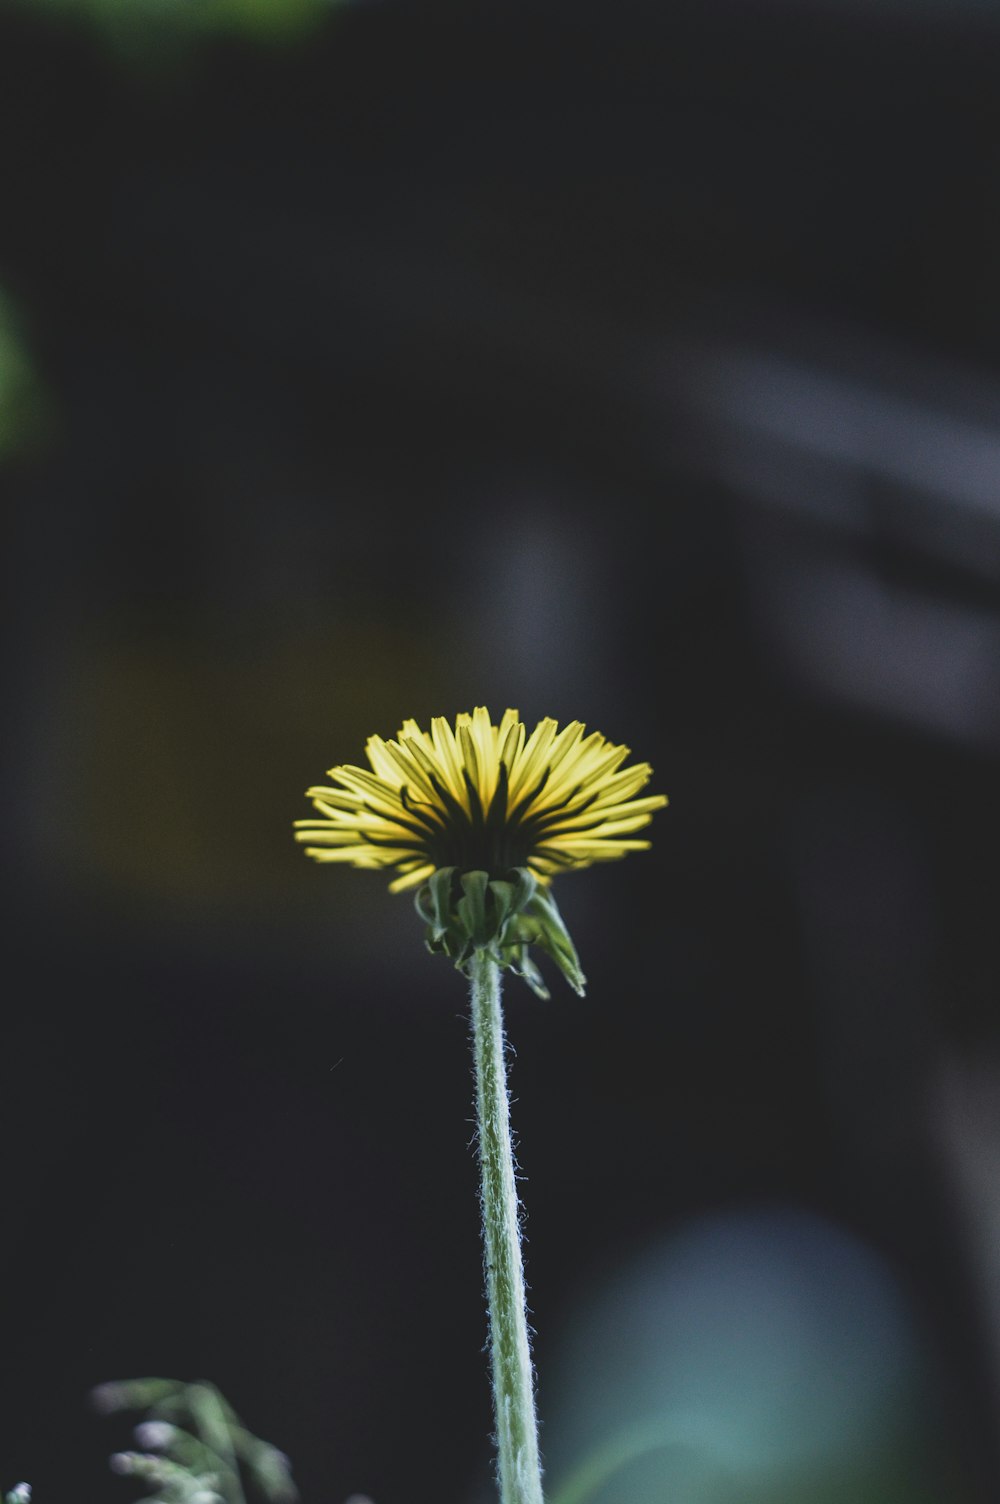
[415,866,457,944]
[501,941,551,1002]
[414,866,586,997]
[456,869,490,946]
[524,886,587,996]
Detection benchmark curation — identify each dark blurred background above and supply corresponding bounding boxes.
[3,1,1000,1500]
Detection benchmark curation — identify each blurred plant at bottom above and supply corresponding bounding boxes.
[92,1378,298,1504]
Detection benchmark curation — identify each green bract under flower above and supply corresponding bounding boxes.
[295,708,667,996]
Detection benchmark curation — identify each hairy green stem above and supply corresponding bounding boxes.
[470,948,545,1504]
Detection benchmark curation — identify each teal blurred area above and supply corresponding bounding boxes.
[544,1207,948,1504]
[3,3,1000,1502]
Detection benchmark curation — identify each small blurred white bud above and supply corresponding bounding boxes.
[7,1485,31,1504]
[134,1420,176,1451]
[91,1382,128,1414]
[109,1453,136,1475]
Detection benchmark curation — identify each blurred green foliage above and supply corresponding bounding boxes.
[4,0,338,52]
[0,288,47,461]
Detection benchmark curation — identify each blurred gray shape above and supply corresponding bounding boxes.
[662,325,1000,747]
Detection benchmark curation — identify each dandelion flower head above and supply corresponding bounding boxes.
[295,707,667,892]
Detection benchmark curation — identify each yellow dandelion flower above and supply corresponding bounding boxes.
[296,706,666,888]
[295,707,667,996]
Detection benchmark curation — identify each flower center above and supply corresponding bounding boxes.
[403,762,557,879]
